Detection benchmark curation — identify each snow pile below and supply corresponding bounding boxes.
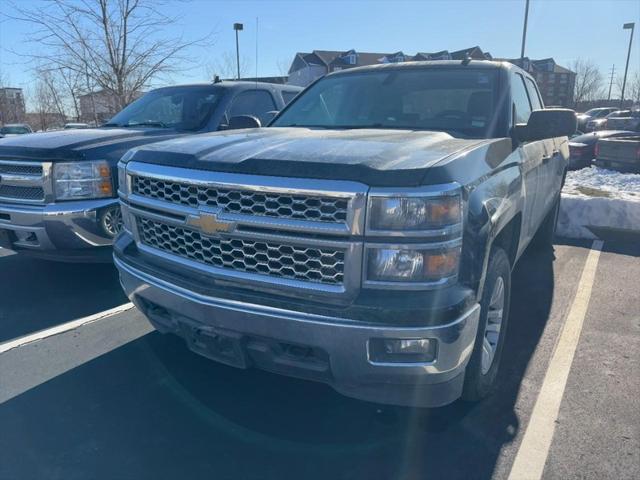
[563,166,640,201]
[558,167,640,239]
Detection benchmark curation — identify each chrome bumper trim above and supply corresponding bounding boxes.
[0,198,119,250]
[115,255,481,379]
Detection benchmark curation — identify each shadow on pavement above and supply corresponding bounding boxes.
[0,253,128,342]
[0,246,556,479]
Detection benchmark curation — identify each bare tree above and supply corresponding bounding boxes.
[205,51,251,81]
[29,79,65,131]
[8,0,212,110]
[571,58,604,105]
[35,66,85,122]
[614,71,640,104]
[627,72,640,105]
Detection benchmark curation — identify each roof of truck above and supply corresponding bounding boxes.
[326,59,522,76]
[149,81,302,91]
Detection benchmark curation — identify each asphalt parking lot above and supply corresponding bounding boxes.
[0,239,638,480]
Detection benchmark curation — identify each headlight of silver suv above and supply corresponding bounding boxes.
[54,161,113,200]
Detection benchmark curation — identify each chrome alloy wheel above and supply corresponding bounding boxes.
[102,206,123,237]
[481,276,505,375]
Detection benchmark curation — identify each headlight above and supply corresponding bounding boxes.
[368,192,461,232]
[54,161,113,200]
[366,244,461,283]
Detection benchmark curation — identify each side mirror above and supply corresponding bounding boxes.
[515,108,577,142]
[228,115,261,130]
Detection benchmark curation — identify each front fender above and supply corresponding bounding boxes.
[460,154,523,300]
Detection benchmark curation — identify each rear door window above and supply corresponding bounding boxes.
[282,91,300,105]
[229,90,277,125]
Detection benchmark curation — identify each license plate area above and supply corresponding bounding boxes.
[181,324,249,368]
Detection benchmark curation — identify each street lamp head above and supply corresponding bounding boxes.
[233,23,244,31]
[623,22,634,29]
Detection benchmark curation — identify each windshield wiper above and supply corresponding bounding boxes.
[125,121,169,128]
[102,122,121,127]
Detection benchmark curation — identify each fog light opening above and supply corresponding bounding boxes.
[369,338,437,363]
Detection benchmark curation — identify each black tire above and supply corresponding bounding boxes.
[531,194,560,250]
[462,247,512,402]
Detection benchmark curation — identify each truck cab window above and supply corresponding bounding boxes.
[512,74,532,124]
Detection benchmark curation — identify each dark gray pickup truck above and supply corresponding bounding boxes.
[114,61,575,407]
[0,81,301,261]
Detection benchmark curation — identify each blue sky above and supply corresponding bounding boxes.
[1,0,638,95]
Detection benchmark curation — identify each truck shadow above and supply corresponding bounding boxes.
[136,244,557,479]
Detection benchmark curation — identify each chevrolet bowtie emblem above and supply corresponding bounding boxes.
[186,210,236,236]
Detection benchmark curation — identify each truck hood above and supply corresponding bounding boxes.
[129,127,487,186]
[0,127,183,162]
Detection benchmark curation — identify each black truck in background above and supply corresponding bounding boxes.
[114,61,576,407]
[0,81,301,261]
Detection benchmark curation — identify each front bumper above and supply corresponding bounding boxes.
[0,199,119,260]
[115,255,481,408]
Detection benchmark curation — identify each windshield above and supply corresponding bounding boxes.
[272,68,499,138]
[107,86,223,131]
[0,126,30,134]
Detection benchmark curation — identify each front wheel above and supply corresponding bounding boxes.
[462,247,512,402]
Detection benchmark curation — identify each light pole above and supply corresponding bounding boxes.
[620,22,635,108]
[233,23,243,80]
[520,0,530,61]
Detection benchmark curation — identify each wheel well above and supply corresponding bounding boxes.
[493,213,521,268]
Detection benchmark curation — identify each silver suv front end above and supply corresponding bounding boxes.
[0,160,121,259]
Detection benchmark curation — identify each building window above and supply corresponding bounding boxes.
[342,53,356,65]
[559,75,568,83]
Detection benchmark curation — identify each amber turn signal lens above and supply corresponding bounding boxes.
[423,249,460,280]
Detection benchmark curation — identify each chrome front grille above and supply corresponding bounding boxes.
[0,160,48,203]
[122,162,367,297]
[137,216,345,285]
[132,176,349,223]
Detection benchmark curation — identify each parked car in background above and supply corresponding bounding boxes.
[603,109,640,132]
[586,110,630,132]
[577,107,617,131]
[63,123,90,129]
[0,124,33,136]
[595,135,640,172]
[0,81,302,262]
[114,60,575,407]
[568,130,636,169]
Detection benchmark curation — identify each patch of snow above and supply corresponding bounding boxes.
[559,167,640,239]
[564,166,640,201]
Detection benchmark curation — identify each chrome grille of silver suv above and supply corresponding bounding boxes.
[132,176,349,223]
[0,160,47,203]
[121,162,367,297]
